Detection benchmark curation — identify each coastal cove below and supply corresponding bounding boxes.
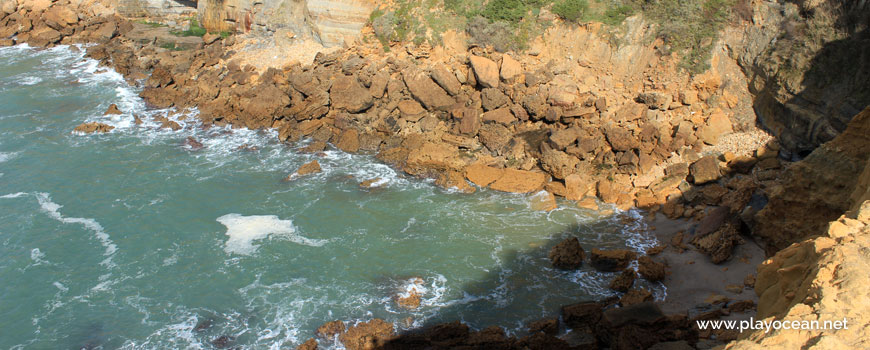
[0,44,662,349]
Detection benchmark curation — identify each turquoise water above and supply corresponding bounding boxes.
[0,44,661,349]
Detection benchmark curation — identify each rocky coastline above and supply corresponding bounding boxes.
[2,0,869,349]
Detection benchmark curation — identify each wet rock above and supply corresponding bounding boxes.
[359,178,384,189]
[211,335,234,349]
[548,237,585,269]
[285,160,321,180]
[436,170,476,193]
[300,140,327,153]
[637,256,666,282]
[609,268,636,292]
[620,288,653,306]
[183,136,204,150]
[561,301,603,329]
[469,55,499,88]
[154,116,182,130]
[689,156,720,184]
[73,122,114,133]
[338,319,394,350]
[296,338,317,350]
[527,318,559,335]
[104,103,122,115]
[529,190,557,211]
[193,318,213,332]
[330,75,373,113]
[316,320,345,340]
[336,129,360,153]
[590,249,636,272]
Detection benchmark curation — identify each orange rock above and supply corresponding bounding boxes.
[489,169,548,193]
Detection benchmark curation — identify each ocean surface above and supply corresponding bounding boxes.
[0,44,662,349]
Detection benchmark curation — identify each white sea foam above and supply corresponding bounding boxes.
[17,76,42,85]
[0,151,16,163]
[30,248,46,264]
[3,192,119,268]
[217,213,327,255]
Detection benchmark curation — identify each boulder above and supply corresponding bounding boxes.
[589,249,637,272]
[636,92,670,110]
[430,66,461,96]
[296,338,317,350]
[619,288,654,306]
[478,123,512,154]
[604,125,639,152]
[549,128,578,150]
[481,108,515,125]
[30,26,62,47]
[465,163,504,187]
[369,70,389,98]
[530,190,557,211]
[500,54,523,82]
[527,318,559,335]
[336,129,360,153]
[540,144,578,180]
[286,160,321,180]
[637,256,666,282]
[73,122,114,134]
[316,320,345,340]
[404,70,454,111]
[548,237,585,269]
[489,169,548,193]
[561,301,603,329]
[43,6,78,30]
[338,319,394,350]
[435,170,476,193]
[696,112,732,145]
[469,55,499,88]
[404,142,466,176]
[481,88,509,111]
[692,219,742,264]
[330,75,373,113]
[457,108,481,135]
[397,99,426,121]
[689,156,721,184]
[609,268,636,292]
[104,103,123,115]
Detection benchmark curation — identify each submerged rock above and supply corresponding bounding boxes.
[183,136,203,150]
[73,122,114,133]
[609,268,636,292]
[637,256,666,282]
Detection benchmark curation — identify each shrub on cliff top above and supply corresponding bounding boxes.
[552,0,590,21]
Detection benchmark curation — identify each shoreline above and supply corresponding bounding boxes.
[5,1,868,349]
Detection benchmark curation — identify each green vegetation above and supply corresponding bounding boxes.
[136,19,167,28]
[159,43,186,51]
[552,0,589,22]
[171,19,208,37]
[369,0,738,73]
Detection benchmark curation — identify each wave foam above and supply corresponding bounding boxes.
[1,192,118,267]
[217,213,327,255]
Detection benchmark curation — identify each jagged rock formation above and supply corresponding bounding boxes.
[117,0,197,18]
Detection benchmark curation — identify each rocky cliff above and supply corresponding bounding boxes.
[753,107,870,251]
[196,0,376,47]
[726,0,870,155]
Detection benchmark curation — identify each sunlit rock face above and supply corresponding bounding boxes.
[195,0,376,47]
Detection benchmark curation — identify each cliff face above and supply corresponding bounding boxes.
[196,0,376,47]
[117,0,198,18]
[726,0,870,155]
[753,107,870,251]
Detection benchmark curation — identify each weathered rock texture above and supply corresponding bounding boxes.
[754,107,870,250]
[196,0,376,47]
[727,0,870,153]
[726,201,870,350]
